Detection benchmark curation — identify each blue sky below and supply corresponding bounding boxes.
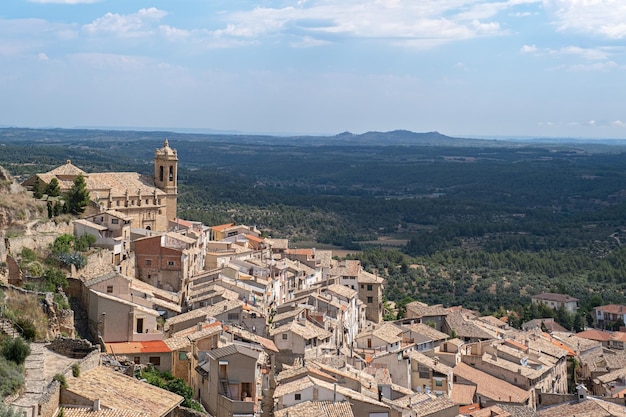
[2,0,626,138]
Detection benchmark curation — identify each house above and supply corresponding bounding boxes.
[164,299,242,335]
[595,304,626,329]
[274,400,355,417]
[273,375,393,417]
[522,318,568,333]
[409,351,453,396]
[23,139,177,231]
[355,322,407,352]
[270,317,332,360]
[196,344,261,417]
[61,366,183,417]
[104,340,172,373]
[531,293,579,313]
[164,321,222,384]
[404,302,449,331]
[87,288,163,343]
[133,231,204,294]
[453,362,532,407]
[442,311,495,342]
[357,268,385,324]
[385,392,459,417]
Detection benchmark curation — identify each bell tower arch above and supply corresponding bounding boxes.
[154,139,178,224]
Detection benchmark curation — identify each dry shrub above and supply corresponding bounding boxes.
[4,291,48,340]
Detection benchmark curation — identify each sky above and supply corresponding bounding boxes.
[2,0,626,139]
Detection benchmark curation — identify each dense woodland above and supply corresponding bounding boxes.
[4,127,626,329]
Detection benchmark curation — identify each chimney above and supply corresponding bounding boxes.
[93,399,101,412]
[197,322,202,331]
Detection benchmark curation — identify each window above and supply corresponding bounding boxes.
[168,261,175,266]
[106,286,113,293]
[149,356,161,366]
[111,218,118,224]
[418,364,430,379]
[145,260,152,266]
[435,380,443,387]
[227,313,239,321]
[367,284,373,291]
[367,296,373,304]
[361,284,364,289]
[159,166,164,182]
[133,357,140,364]
[146,199,149,205]
[116,201,120,206]
[294,393,301,401]
[179,352,188,361]
[282,334,288,340]
[169,166,174,181]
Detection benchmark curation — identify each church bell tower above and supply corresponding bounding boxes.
[154,139,178,223]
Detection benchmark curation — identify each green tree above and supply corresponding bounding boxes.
[66,175,90,215]
[75,234,96,252]
[51,234,75,255]
[47,200,53,218]
[32,177,44,199]
[45,178,61,197]
[1,337,31,365]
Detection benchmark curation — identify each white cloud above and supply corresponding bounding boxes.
[83,8,167,38]
[546,0,626,39]
[521,44,612,60]
[289,36,331,48]
[612,120,625,127]
[520,44,537,54]
[199,0,537,48]
[38,52,49,61]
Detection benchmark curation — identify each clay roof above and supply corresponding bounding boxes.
[105,341,171,355]
[61,408,147,417]
[87,172,166,198]
[531,292,578,303]
[74,219,108,231]
[409,351,452,375]
[451,383,477,405]
[453,362,531,403]
[164,323,222,351]
[207,343,260,361]
[330,260,361,277]
[270,319,332,341]
[164,299,241,330]
[390,393,457,417]
[405,302,449,319]
[538,398,615,417]
[326,283,357,299]
[274,401,355,417]
[577,329,612,342]
[48,160,88,176]
[403,322,449,341]
[64,367,182,417]
[444,312,495,340]
[596,304,626,314]
[358,269,384,284]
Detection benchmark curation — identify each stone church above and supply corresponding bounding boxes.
[24,139,178,232]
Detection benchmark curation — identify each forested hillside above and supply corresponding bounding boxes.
[3,127,626,325]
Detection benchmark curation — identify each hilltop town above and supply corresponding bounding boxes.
[2,140,626,417]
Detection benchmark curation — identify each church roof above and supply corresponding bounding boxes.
[87,172,166,199]
[155,139,178,158]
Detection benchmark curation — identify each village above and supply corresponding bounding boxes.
[3,140,626,417]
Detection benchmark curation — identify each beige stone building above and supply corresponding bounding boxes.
[23,139,178,232]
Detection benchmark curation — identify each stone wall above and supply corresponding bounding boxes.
[47,337,97,359]
[174,406,209,417]
[72,249,117,281]
[38,381,61,417]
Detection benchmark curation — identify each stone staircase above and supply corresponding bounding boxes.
[0,318,19,338]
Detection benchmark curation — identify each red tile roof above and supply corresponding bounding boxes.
[105,340,171,355]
